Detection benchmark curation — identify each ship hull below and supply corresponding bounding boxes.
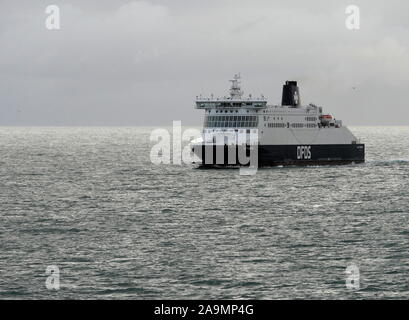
[193,144,365,167]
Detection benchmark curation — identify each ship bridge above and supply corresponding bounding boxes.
[195,74,267,110]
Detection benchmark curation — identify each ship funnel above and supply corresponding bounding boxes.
[281,81,301,107]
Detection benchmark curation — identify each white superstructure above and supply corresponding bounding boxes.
[195,75,360,146]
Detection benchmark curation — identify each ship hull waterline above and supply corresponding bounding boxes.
[192,144,365,167]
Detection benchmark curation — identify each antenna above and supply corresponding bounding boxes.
[229,73,243,99]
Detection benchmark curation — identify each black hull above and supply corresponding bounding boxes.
[193,144,365,167]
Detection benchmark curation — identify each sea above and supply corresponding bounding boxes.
[0,126,408,299]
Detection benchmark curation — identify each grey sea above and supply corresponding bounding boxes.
[0,126,408,299]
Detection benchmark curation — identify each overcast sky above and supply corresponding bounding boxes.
[0,0,408,125]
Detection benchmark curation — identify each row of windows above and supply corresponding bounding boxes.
[290,123,318,128]
[306,123,317,128]
[216,102,260,107]
[267,123,286,128]
[264,123,319,128]
[214,109,257,113]
[215,109,239,113]
[264,116,316,122]
[206,121,258,128]
[263,116,284,121]
[206,115,258,122]
[204,115,258,128]
[264,123,317,129]
[305,117,317,121]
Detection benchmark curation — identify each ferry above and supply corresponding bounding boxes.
[191,75,365,167]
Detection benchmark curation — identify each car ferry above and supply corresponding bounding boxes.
[191,75,365,167]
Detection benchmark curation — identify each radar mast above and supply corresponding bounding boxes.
[229,74,243,100]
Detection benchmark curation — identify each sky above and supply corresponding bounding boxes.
[0,0,408,126]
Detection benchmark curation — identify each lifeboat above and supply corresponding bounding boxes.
[320,114,334,126]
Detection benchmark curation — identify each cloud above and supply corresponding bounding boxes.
[0,0,408,125]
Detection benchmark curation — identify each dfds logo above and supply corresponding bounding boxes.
[297,146,311,160]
